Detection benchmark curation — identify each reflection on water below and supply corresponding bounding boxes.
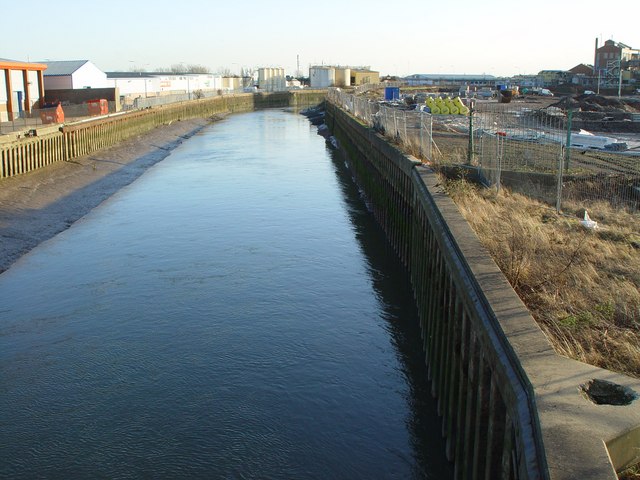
[0,110,452,479]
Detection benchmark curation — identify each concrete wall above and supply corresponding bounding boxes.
[325,101,640,479]
[44,75,73,90]
[44,87,119,104]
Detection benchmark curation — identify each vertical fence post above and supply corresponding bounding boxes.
[496,134,503,194]
[393,109,398,141]
[419,111,424,159]
[556,147,565,213]
[564,108,573,172]
[467,105,474,165]
[556,108,573,213]
[403,112,408,147]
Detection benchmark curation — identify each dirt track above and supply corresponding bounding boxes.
[0,117,214,273]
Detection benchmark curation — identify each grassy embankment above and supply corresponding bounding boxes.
[442,176,640,378]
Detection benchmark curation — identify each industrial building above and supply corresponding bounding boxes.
[0,58,47,122]
[107,72,225,102]
[257,68,286,92]
[405,74,497,87]
[41,60,109,90]
[593,39,640,89]
[309,66,380,88]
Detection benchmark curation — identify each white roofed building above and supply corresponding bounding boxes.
[42,60,109,90]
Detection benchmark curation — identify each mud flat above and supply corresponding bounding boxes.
[0,117,215,273]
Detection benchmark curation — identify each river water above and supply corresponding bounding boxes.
[0,110,452,479]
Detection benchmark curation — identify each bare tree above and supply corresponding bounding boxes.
[216,67,233,77]
[186,64,210,74]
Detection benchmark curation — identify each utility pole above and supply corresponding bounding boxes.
[618,60,623,98]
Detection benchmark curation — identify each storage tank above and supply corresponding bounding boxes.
[310,67,335,88]
[334,68,351,87]
[258,67,286,92]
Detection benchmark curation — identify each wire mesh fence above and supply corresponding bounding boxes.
[328,88,433,160]
[329,87,640,213]
[471,103,567,206]
[471,102,640,212]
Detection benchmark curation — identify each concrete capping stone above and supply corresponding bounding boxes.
[326,101,640,479]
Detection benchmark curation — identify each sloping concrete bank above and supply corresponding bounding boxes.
[325,101,640,480]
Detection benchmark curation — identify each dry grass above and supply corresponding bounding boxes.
[442,175,640,378]
[620,464,640,480]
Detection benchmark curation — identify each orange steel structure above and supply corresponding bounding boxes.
[1,60,47,119]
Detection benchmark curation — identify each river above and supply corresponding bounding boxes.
[0,109,452,479]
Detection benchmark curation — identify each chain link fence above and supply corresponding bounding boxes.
[328,88,433,160]
[329,87,640,212]
[471,103,640,212]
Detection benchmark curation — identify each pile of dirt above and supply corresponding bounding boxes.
[550,95,640,113]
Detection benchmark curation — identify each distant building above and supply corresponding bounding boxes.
[594,39,640,73]
[405,74,496,87]
[537,70,572,87]
[107,72,225,104]
[221,76,242,91]
[0,58,47,121]
[593,39,640,88]
[350,69,379,86]
[41,60,109,90]
[257,68,286,92]
[309,66,379,88]
[511,74,542,88]
[286,77,303,89]
[570,64,594,76]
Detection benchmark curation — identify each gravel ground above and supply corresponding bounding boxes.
[0,117,215,273]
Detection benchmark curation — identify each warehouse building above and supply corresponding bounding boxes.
[0,58,47,122]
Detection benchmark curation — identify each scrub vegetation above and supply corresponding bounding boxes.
[441,175,640,379]
[620,463,640,480]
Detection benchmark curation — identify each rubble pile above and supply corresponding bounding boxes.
[550,94,640,113]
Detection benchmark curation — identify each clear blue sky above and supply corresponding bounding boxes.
[4,0,639,77]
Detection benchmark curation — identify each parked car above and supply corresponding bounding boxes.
[584,90,596,95]
[539,88,554,96]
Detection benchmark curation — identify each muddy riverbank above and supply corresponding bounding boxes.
[0,117,219,273]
